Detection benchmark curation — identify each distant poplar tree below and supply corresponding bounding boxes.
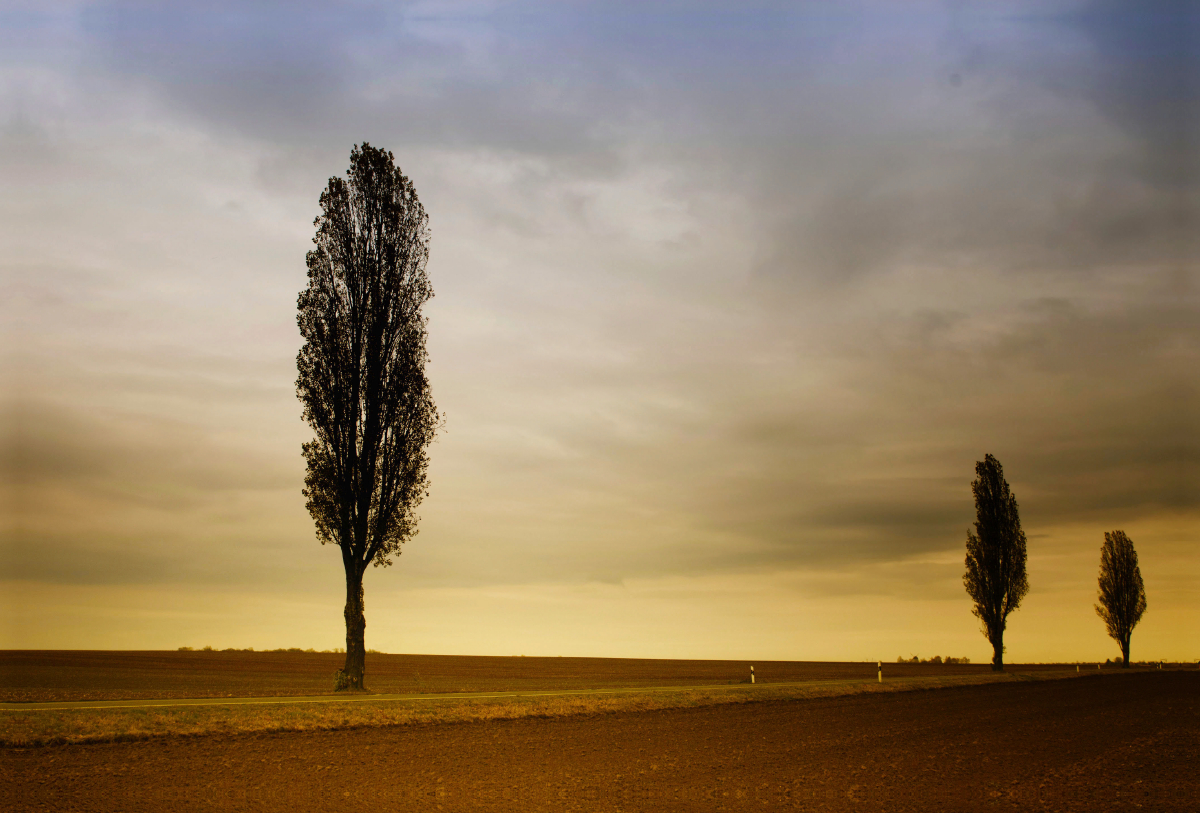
[963,454,1029,671]
[1095,530,1147,669]
[296,143,438,691]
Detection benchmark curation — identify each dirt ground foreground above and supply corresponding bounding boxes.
[4,671,1195,812]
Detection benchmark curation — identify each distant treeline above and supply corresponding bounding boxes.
[177,646,385,654]
[896,655,971,664]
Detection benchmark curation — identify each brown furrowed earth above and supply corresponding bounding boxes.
[0,650,1072,702]
[0,674,1079,748]
[2,671,1195,812]
[3,650,1098,747]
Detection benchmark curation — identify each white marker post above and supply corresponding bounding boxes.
[877,661,882,683]
[750,665,755,684]
[1076,664,1080,673]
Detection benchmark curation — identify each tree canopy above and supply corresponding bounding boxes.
[1095,530,1147,669]
[296,143,438,689]
[963,454,1029,671]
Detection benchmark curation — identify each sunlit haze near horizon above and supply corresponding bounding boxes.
[3,1,1196,664]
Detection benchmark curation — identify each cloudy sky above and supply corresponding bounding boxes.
[3,0,1196,663]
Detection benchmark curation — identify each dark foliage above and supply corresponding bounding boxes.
[1095,530,1147,669]
[296,143,438,690]
[963,454,1029,671]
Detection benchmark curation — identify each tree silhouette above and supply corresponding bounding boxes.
[296,143,438,690]
[963,454,1029,671]
[1095,530,1147,669]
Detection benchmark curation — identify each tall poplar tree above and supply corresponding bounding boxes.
[1095,530,1147,668]
[963,454,1029,671]
[296,143,438,690]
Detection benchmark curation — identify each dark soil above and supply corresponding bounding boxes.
[1,650,1055,702]
[3,671,1194,811]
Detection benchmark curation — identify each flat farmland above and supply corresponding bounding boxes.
[0,650,1048,703]
[3,671,1195,812]
[1,650,1142,749]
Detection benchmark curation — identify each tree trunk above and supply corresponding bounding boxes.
[990,628,1004,672]
[342,572,366,690]
[1121,636,1130,669]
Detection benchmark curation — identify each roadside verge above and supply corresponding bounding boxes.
[0,669,1111,748]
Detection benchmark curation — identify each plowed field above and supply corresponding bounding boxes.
[3,671,1195,812]
[2,650,1040,702]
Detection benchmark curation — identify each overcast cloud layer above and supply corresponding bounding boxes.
[2,1,1196,661]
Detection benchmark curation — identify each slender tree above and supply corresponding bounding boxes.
[296,143,438,690]
[1095,530,1147,669]
[963,454,1029,671]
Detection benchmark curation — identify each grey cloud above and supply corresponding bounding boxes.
[70,1,626,163]
[740,2,1197,290]
[78,2,373,137]
[2,527,324,588]
[1068,0,1198,181]
[61,0,1194,291]
[638,293,1196,571]
[7,400,296,502]
[6,1,1194,597]
[754,104,1189,290]
[2,400,318,587]
[414,253,1192,584]
[4,530,194,586]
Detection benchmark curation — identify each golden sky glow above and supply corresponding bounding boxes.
[3,1,1196,663]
